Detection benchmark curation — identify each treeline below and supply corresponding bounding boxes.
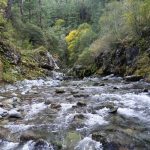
[1,0,150,79]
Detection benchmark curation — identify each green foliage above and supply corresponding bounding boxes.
[66,23,97,64]
[23,24,45,46]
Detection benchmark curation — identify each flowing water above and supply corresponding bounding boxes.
[0,73,150,150]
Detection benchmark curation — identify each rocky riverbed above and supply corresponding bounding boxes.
[0,73,150,150]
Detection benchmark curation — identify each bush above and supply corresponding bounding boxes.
[66,23,97,65]
[23,23,45,46]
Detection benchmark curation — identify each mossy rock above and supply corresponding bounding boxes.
[63,131,81,149]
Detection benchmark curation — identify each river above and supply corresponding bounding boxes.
[0,73,150,150]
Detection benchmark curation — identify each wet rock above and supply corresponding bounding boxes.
[74,114,85,120]
[92,132,106,143]
[70,90,79,94]
[55,88,65,94]
[100,83,105,86]
[76,101,87,107]
[0,108,8,117]
[113,87,119,90]
[44,99,52,105]
[0,102,4,107]
[94,102,115,110]
[73,93,89,98]
[103,142,120,150]
[124,75,143,82]
[50,103,61,110]
[52,141,62,150]
[66,95,74,102]
[93,82,100,86]
[33,139,53,150]
[12,97,21,102]
[108,107,118,114]
[20,132,42,142]
[143,88,148,92]
[64,131,81,149]
[8,109,22,118]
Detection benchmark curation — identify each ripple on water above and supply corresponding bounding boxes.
[85,113,108,127]
[4,124,33,133]
[24,102,47,120]
[75,137,103,150]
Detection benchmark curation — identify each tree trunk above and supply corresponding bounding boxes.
[5,0,13,19]
[19,0,24,17]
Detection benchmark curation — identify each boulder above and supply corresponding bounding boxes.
[55,88,65,94]
[108,107,118,114]
[74,114,85,120]
[143,88,149,92]
[124,75,143,82]
[33,139,53,150]
[20,132,42,142]
[8,109,22,118]
[76,101,87,107]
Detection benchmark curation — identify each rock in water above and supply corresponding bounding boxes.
[8,109,22,118]
[0,108,8,117]
[33,139,53,150]
[55,88,65,94]
[50,103,61,110]
[108,107,118,114]
[76,101,87,107]
[143,88,148,92]
[124,75,143,82]
[20,132,42,142]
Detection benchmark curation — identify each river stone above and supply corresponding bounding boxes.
[8,109,22,118]
[0,102,4,107]
[20,132,43,142]
[113,87,119,90]
[73,93,89,98]
[76,101,87,107]
[143,88,148,92]
[108,106,118,114]
[45,99,52,105]
[70,90,79,94]
[0,108,8,117]
[55,88,65,94]
[92,132,106,143]
[50,103,61,110]
[74,114,85,120]
[33,139,53,150]
[64,131,81,149]
[124,75,143,82]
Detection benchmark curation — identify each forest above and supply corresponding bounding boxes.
[0,1,150,150]
[0,0,150,82]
